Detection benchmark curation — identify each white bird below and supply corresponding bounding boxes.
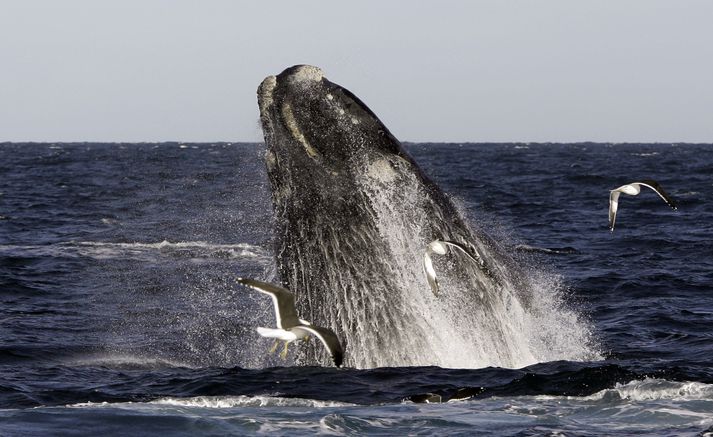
[236,277,344,367]
[609,180,678,231]
[423,240,486,296]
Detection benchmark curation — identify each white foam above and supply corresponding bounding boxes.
[0,241,270,262]
[429,378,713,432]
[513,244,575,254]
[583,378,713,402]
[66,395,352,410]
[100,218,119,225]
[67,353,194,369]
[152,395,353,408]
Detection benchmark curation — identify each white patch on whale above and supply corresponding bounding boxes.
[258,75,277,114]
[285,65,324,83]
[365,159,398,184]
[281,103,320,159]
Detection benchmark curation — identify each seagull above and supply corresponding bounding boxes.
[423,240,486,296]
[236,277,344,367]
[609,180,678,231]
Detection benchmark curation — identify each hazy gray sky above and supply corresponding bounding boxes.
[1,1,712,142]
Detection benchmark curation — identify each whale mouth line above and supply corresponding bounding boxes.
[281,102,321,159]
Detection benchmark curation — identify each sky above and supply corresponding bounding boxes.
[1,1,712,143]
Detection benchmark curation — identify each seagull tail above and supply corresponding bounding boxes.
[256,327,284,338]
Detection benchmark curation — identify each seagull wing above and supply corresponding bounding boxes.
[236,278,301,329]
[422,250,440,296]
[292,325,345,367]
[638,180,678,210]
[609,189,621,231]
[441,240,483,266]
[423,239,493,295]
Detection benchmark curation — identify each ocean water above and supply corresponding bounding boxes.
[1,142,712,436]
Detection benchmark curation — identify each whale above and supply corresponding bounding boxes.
[256,65,594,369]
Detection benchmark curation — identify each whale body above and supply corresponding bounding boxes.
[257,65,596,369]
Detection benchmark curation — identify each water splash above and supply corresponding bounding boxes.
[302,153,602,369]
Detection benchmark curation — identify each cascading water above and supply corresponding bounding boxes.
[267,148,600,369]
[318,154,601,369]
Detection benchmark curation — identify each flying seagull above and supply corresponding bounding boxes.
[236,277,344,367]
[609,180,678,231]
[423,240,486,296]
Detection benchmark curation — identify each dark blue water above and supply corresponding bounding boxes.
[1,142,712,436]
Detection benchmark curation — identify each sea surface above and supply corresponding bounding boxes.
[1,142,712,436]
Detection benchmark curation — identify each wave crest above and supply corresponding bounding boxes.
[0,240,270,262]
[585,378,713,402]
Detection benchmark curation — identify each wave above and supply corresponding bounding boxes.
[152,395,353,408]
[66,353,195,370]
[7,384,708,437]
[442,378,713,404]
[58,379,710,427]
[67,395,353,409]
[583,378,713,402]
[513,244,579,255]
[0,240,270,262]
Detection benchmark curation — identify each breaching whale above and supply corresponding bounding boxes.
[257,65,596,369]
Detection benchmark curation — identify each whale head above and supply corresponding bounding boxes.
[253,65,575,369]
[258,65,410,194]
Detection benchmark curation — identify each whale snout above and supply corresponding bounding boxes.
[259,65,324,105]
[279,64,324,83]
[258,64,404,171]
[257,65,327,120]
[258,75,277,114]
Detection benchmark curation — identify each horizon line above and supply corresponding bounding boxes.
[2,140,712,145]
